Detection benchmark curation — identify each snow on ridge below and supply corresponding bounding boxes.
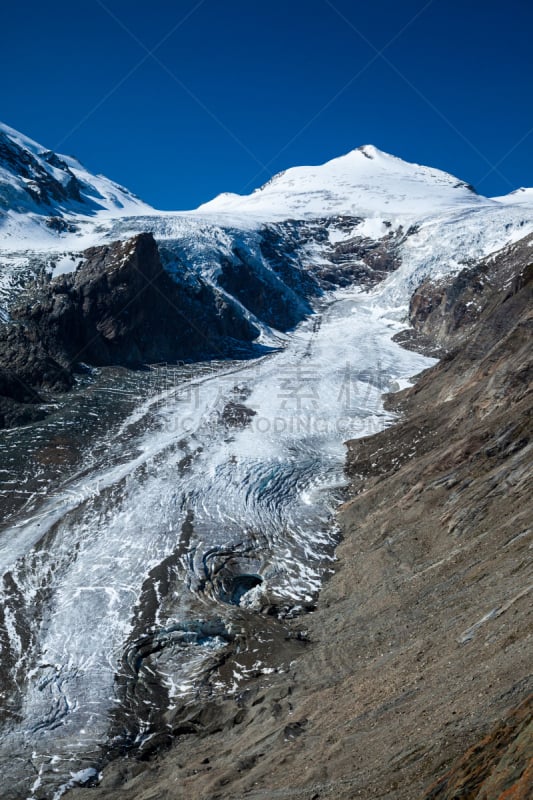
[0,121,153,241]
[195,144,491,221]
[0,121,49,158]
[492,186,533,206]
[373,202,533,311]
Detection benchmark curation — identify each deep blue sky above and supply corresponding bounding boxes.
[1,0,532,209]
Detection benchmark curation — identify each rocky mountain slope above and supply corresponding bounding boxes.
[67,232,532,800]
[422,694,532,799]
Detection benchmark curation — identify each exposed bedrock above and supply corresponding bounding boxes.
[0,323,74,427]
[12,232,258,367]
[258,216,405,291]
[0,232,261,427]
[0,214,408,428]
[218,250,312,331]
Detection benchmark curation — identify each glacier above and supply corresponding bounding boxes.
[0,123,532,798]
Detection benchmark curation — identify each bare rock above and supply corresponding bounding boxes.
[422,695,532,799]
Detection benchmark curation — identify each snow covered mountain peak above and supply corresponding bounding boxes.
[195,144,486,222]
[0,121,152,242]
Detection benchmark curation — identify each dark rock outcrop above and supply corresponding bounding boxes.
[0,232,260,428]
[218,248,311,331]
[12,232,258,367]
[0,324,74,428]
[259,217,403,291]
[408,233,533,348]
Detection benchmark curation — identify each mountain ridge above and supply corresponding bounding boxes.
[2,122,532,233]
[65,228,533,800]
[0,122,152,244]
[195,142,489,220]
[1,121,532,408]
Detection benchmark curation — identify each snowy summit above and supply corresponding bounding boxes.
[196,144,489,220]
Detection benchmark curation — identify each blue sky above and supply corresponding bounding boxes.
[1,0,532,209]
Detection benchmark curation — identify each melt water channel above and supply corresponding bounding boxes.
[0,287,433,798]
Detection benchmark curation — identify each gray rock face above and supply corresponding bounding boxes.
[0,324,74,428]
[218,250,312,331]
[258,217,404,291]
[0,232,261,427]
[13,232,258,368]
[408,232,533,348]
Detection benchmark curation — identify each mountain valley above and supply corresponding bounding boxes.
[0,123,531,800]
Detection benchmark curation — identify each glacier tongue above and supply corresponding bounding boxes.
[0,286,434,798]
